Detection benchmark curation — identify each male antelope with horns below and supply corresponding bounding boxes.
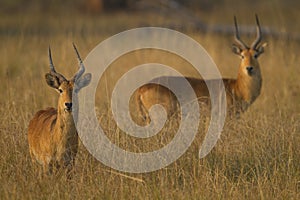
[131,15,267,125]
[28,44,91,177]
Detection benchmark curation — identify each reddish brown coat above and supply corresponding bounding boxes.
[28,45,91,176]
[131,16,267,124]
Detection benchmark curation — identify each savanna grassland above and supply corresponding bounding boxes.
[0,0,299,199]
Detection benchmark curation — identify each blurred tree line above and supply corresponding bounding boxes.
[0,0,218,14]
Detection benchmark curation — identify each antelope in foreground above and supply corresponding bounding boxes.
[131,15,267,125]
[28,44,91,177]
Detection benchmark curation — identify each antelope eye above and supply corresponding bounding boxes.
[254,53,259,59]
[58,89,63,93]
[241,55,245,59]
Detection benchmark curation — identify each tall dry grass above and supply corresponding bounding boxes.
[0,1,299,199]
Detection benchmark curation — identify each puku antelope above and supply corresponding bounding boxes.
[131,15,267,125]
[28,44,91,177]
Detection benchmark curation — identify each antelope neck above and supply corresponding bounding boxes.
[234,68,262,104]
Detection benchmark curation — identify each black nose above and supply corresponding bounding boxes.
[65,102,72,110]
[246,66,254,74]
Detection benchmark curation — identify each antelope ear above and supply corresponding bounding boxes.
[258,42,268,54]
[45,73,61,89]
[232,44,242,55]
[75,73,92,90]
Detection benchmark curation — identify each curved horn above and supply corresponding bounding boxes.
[72,43,85,80]
[49,46,56,73]
[48,46,66,82]
[234,16,248,49]
[251,14,262,49]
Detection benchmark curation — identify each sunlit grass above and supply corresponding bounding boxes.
[0,2,299,199]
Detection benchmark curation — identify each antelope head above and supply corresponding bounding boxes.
[45,44,91,114]
[232,15,267,78]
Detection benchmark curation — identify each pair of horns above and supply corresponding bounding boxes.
[48,43,85,81]
[234,14,262,50]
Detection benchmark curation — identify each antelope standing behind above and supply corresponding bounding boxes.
[131,15,267,125]
[28,44,91,177]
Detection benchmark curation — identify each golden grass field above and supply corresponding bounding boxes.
[0,1,299,199]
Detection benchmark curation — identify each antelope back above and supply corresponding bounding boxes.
[131,15,267,124]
